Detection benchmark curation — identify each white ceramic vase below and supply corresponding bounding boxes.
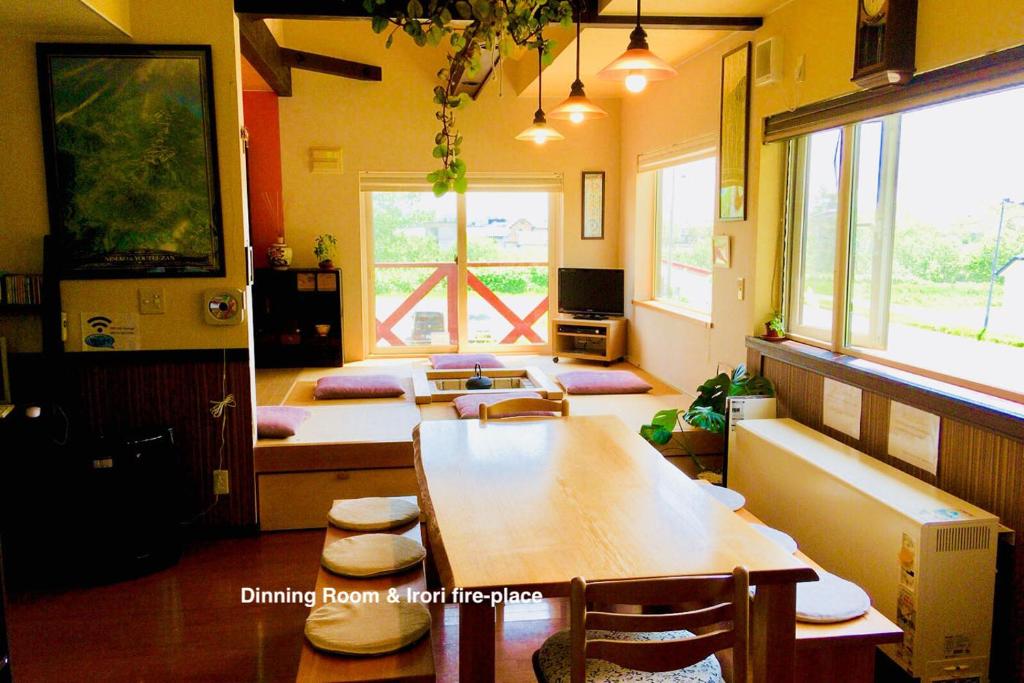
[267,237,293,270]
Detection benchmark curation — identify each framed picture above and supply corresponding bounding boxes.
[713,235,731,268]
[36,44,224,278]
[581,171,605,239]
[719,42,751,221]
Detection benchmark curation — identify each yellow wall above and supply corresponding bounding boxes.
[80,0,132,35]
[276,21,621,361]
[619,0,1024,393]
[0,0,249,353]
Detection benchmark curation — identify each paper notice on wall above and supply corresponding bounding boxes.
[888,401,940,474]
[81,311,139,351]
[823,378,862,439]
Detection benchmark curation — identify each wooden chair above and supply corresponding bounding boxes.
[533,567,750,683]
[479,397,569,421]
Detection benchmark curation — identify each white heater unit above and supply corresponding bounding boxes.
[732,418,998,683]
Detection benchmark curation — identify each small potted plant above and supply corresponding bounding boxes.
[763,310,785,340]
[640,364,775,482]
[313,234,337,270]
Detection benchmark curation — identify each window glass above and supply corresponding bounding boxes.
[789,128,842,340]
[848,86,1024,393]
[653,155,716,314]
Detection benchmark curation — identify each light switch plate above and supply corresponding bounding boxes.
[736,278,745,301]
[138,287,165,315]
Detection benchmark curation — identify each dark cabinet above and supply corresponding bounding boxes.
[253,269,343,368]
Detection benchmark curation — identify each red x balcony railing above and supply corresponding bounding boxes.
[374,261,548,346]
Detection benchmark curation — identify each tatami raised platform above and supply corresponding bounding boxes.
[253,356,695,530]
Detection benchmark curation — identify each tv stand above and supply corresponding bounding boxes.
[552,317,627,366]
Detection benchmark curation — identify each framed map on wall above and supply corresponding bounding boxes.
[36,43,224,278]
[719,42,751,221]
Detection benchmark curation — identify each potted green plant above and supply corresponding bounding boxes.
[313,234,337,270]
[763,310,785,339]
[640,364,774,481]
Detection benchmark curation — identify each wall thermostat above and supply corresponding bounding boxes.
[203,288,245,326]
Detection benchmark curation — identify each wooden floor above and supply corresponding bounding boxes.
[6,530,564,682]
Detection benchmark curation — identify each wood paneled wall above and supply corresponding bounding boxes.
[748,340,1023,681]
[11,350,256,530]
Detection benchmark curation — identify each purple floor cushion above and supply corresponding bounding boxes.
[257,406,311,439]
[430,353,505,370]
[314,375,406,399]
[557,370,652,395]
[452,392,554,419]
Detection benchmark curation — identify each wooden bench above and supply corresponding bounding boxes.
[256,402,422,531]
[295,497,436,683]
[733,507,903,683]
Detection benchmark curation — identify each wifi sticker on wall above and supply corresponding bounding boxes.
[81,312,139,351]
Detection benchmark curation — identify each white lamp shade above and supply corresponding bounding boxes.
[548,91,608,122]
[597,47,677,83]
[515,120,566,143]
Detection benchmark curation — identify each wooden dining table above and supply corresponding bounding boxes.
[413,415,818,683]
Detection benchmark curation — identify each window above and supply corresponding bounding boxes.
[362,174,558,354]
[785,85,1024,399]
[653,155,716,314]
[787,128,843,341]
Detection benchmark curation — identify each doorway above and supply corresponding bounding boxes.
[364,180,559,355]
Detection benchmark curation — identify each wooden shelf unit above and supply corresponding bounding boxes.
[552,316,627,365]
[253,268,342,368]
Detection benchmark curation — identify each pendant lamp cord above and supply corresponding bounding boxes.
[537,31,543,112]
[575,11,581,81]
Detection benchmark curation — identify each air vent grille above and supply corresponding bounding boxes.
[936,526,991,552]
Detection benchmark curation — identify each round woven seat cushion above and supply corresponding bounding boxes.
[327,497,420,531]
[701,485,745,511]
[796,571,871,623]
[322,534,426,578]
[305,599,431,656]
[750,523,798,554]
[536,628,723,683]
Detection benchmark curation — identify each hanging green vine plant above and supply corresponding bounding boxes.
[365,0,574,196]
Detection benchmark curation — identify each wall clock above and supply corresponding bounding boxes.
[852,0,918,88]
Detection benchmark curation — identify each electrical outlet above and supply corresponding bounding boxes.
[213,469,230,495]
[138,287,166,315]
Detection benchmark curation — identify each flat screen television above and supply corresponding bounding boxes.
[558,268,624,319]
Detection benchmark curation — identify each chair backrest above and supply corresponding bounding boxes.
[479,397,569,421]
[568,567,750,683]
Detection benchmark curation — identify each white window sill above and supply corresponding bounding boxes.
[633,299,713,328]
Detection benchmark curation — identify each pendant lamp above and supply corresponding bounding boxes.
[549,15,608,123]
[516,34,565,144]
[597,0,676,93]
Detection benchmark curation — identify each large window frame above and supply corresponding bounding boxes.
[782,87,1024,402]
[359,173,562,357]
[648,148,717,319]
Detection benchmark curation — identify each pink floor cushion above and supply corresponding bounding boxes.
[452,392,554,419]
[314,375,406,400]
[430,353,505,370]
[557,370,653,395]
[257,406,311,439]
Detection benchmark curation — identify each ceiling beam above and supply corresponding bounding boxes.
[280,48,382,81]
[236,0,763,30]
[581,15,763,30]
[235,0,398,19]
[238,15,292,96]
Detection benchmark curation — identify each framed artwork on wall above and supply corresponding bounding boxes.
[713,235,731,268]
[581,171,605,239]
[719,42,751,222]
[36,43,225,278]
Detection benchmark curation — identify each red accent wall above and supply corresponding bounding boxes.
[242,91,283,268]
